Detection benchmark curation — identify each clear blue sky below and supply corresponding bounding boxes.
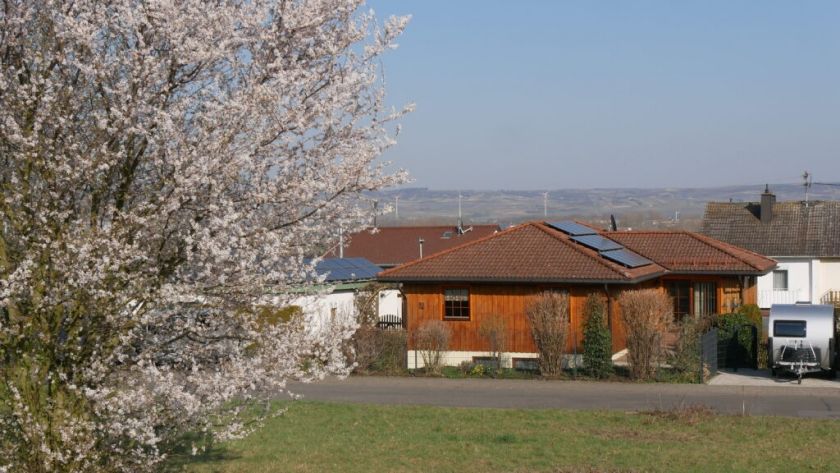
[367,1,840,190]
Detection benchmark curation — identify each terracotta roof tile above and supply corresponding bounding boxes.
[379,222,776,283]
[605,231,776,274]
[325,225,500,266]
[379,223,664,283]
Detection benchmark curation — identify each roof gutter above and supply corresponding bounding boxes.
[378,273,664,286]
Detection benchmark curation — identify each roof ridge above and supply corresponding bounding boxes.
[376,223,516,277]
[683,231,771,270]
[534,222,658,280]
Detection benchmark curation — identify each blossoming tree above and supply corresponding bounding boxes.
[0,1,410,471]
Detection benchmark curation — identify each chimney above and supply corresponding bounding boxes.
[760,184,775,224]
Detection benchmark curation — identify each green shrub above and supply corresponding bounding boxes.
[670,316,702,383]
[716,312,759,368]
[736,304,762,327]
[582,294,613,378]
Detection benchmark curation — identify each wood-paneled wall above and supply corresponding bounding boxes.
[403,275,758,355]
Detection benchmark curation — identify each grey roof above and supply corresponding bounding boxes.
[701,200,840,257]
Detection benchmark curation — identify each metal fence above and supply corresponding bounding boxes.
[717,324,758,371]
[376,314,404,330]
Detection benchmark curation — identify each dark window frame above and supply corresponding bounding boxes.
[443,287,470,320]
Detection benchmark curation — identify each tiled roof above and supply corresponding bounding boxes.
[605,231,777,274]
[379,222,775,283]
[325,225,500,266]
[702,200,840,257]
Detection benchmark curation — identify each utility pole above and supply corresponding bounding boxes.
[543,192,548,217]
[395,195,399,221]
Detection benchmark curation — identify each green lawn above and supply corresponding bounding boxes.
[178,401,840,473]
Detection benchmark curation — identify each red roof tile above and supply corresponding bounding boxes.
[379,223,664,283]
[605,231,777,274]
[325,225,500,267]
[379,222,776,283]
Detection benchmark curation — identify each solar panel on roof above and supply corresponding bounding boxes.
[316,257,382,282]
[546,221,597,236]
[571,234,624,252]
[601,249,653,268]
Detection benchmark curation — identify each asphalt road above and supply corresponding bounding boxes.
[287,376,840,419]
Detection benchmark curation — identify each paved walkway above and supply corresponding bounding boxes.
[709,369,840,388]
[287,376,840,419]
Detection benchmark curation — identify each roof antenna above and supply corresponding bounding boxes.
[803,171,812,207]
[418,237,424,259]
[394,195,400,221]
[609,214,618,231]
[457,192,464,234]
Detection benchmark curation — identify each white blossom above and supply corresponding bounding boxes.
[0,1,410,471]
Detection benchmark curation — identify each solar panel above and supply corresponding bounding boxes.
[600,249,653,268]
[571,234,624,252]
[546,221,597,236]
[316,257,382,282]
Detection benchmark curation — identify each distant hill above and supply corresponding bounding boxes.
[367,184,840,230]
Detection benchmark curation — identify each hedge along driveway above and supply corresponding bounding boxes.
[286,376,840,418]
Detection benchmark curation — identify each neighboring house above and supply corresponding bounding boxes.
[288,257,394,330]
[702,187,840,309]
[379,221,775,369]
[327,224,501,268]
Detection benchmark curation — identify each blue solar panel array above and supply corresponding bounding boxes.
[600,249,653,268]
[547,220,652,268]
[315,257,382,282]
[570,234,623,252]
[546,221,596,236]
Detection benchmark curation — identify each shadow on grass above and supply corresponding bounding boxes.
[161,430,241,472]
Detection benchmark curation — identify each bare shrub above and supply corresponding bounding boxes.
[415,320,452,374]
[350,325,407,374]
[479,315,508,371]
[618,289,673,380]
[526,292,569,377]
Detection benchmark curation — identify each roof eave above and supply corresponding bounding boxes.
[377,273,664,285]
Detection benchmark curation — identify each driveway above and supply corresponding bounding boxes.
[287,376,840,419]
[709,369,840,388]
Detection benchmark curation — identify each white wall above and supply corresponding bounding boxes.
[406,351,585,370]
[290,291,356,332]
[817,258,840,301]
[377,288,402,319]
[757,258,812,308]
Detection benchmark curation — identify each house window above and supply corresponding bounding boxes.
[667,281,691,319]
[693,282,717,316]
[773,270,788,291]
[667,280,717,318]
[443,288,470,320]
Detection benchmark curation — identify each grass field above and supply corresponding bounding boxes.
[178,401,840,473]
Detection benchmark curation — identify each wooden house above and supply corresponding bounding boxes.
[378,221,776,369]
